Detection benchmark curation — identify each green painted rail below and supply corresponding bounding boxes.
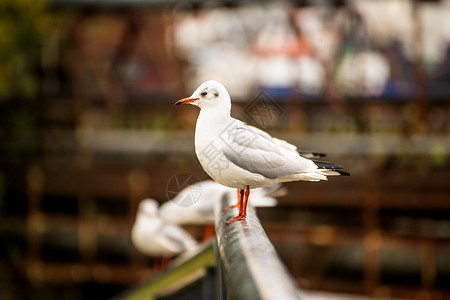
[116,243,215,300]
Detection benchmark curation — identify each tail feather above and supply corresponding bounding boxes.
[299,152,327,159]
[322,170,350,176]
[313,160,350,177]
[285,160,350,182]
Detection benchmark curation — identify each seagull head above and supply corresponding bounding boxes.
[138,198,159,218]
[175,80,231,111]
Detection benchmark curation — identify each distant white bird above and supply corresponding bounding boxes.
[131,199,198,257]
[175,80,349,224]
[160,180,284,226]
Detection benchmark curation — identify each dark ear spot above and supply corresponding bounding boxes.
[214,92,219,97]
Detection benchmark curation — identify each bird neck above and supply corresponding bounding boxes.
[197,104,231,126]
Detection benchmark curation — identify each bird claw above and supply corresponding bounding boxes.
[225,215,246,225]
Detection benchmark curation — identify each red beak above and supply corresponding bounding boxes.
[174,97,199,106]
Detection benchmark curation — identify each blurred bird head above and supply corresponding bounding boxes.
[138,199,159,217]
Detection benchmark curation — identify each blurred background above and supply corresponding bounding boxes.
[1,0,449,299]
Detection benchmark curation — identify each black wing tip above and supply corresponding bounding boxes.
[313,160,344,170]
[336,170,350,176]
[311,152,327,157]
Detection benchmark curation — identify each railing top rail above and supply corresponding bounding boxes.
[214,194,303,300]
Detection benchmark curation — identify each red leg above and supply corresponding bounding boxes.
[153,257,160,271]
[154,257,165,272]
[239,189,244,214]
[161,256,171,269]
[242,185,250,216]
[202,224,214,241]
[226,186,250,225]
[224,189,241,211]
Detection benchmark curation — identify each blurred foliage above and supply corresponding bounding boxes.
[0,0,50,100]
[1,109,39,162]
[0,171,4,210]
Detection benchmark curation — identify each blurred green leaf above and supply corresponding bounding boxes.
[0,0,49,100]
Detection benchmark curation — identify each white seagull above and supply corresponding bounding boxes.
[175,80,349,225]
[160,180,284,226]
[131,199,198,257]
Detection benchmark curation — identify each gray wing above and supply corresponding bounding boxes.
[250,124,326,159]
[222,125,315,179]
[247,124,298,152]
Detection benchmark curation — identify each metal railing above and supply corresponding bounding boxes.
[214,194,301,300]
[119,193,302,300]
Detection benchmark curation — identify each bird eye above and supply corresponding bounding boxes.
[201,91,208,97]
